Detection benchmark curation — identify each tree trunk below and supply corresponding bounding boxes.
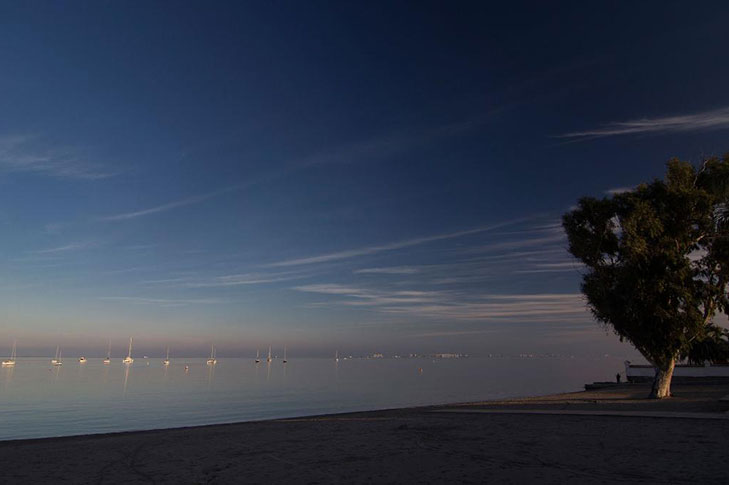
[649,358,675,399]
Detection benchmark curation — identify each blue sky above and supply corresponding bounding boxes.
[1,1,728,357]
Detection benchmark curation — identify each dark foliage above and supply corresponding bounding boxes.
[563,156,729,375]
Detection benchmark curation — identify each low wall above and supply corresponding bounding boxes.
[625,360,729,382]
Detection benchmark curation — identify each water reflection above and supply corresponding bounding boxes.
[122,363,131,397]
[207,362,216,390]
[0,356,626,442]
[2,366,13,392]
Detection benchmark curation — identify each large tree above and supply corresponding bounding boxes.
[563,156,729,398]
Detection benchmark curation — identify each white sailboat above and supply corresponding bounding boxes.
[266,345,272,363]
[335,350,339,362]
[162,346,170,366]
[123,337,134,364]
[51,345,60,365]
[207,344,217,365]
[255,349,261,364]
[2,340,16,367]
[103,340,111,364]
[53,348,63,366]
[283,345,288,364]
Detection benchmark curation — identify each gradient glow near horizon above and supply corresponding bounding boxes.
[1,2,728,357]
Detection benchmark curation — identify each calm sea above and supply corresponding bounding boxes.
[0,356,625,441]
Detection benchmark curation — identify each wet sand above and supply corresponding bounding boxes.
[2,382,728,484]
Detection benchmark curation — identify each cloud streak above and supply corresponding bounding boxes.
[93,115,500,223]
[97,186,240,222]
[558,106,729,139]
[0,134,115,180]
[605,187,634,195]
[172,272,307,288]
[29,241,95,254]
[98,296,224,306]
[464,233,565,255]
[295,283,588,322]
[267,217,532,267]
[354,266,420,275]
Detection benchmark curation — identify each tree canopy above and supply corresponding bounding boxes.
[563,156,729,398]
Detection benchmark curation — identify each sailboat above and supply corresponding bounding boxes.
[255,349,261,364]
[2,340,17,367]
[103,340,111,364]
[335,350,339,362]
[51,345,60,365]
[266,346,272,363]
[123,337,134,364]
[207,344,217,365]
[162,347,170,366]
[283,346,288,364]
[53,348,63,366]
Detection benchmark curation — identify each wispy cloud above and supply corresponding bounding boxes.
[466,247,566,263]
[29,241,94,254]
[103,266,149,274]
[290,117,487,170]
[94,115,497,223]
[408,329,501,338]
[294,284,444,306]
[376,295,588,321]
[44,222,64,234]
[558,106,729,139]
[138,277,193,285]
[513,261,585,274]
[291,219,586,323]
[136,268,315,289]
[98,296,224,306]
[97,186,239,222]
[605,186,634,195]
[464,233,565,255]
[317,221,576,286]
[124,244,158,251]
[354,266,420,275]
[295,283,588,322]
[267,217,532,267]
[0,134,115,180]
[178,272,305,288]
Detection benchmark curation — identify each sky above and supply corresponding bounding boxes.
[1,1,728,357]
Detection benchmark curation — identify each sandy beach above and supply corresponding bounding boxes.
[1,382,728,484]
